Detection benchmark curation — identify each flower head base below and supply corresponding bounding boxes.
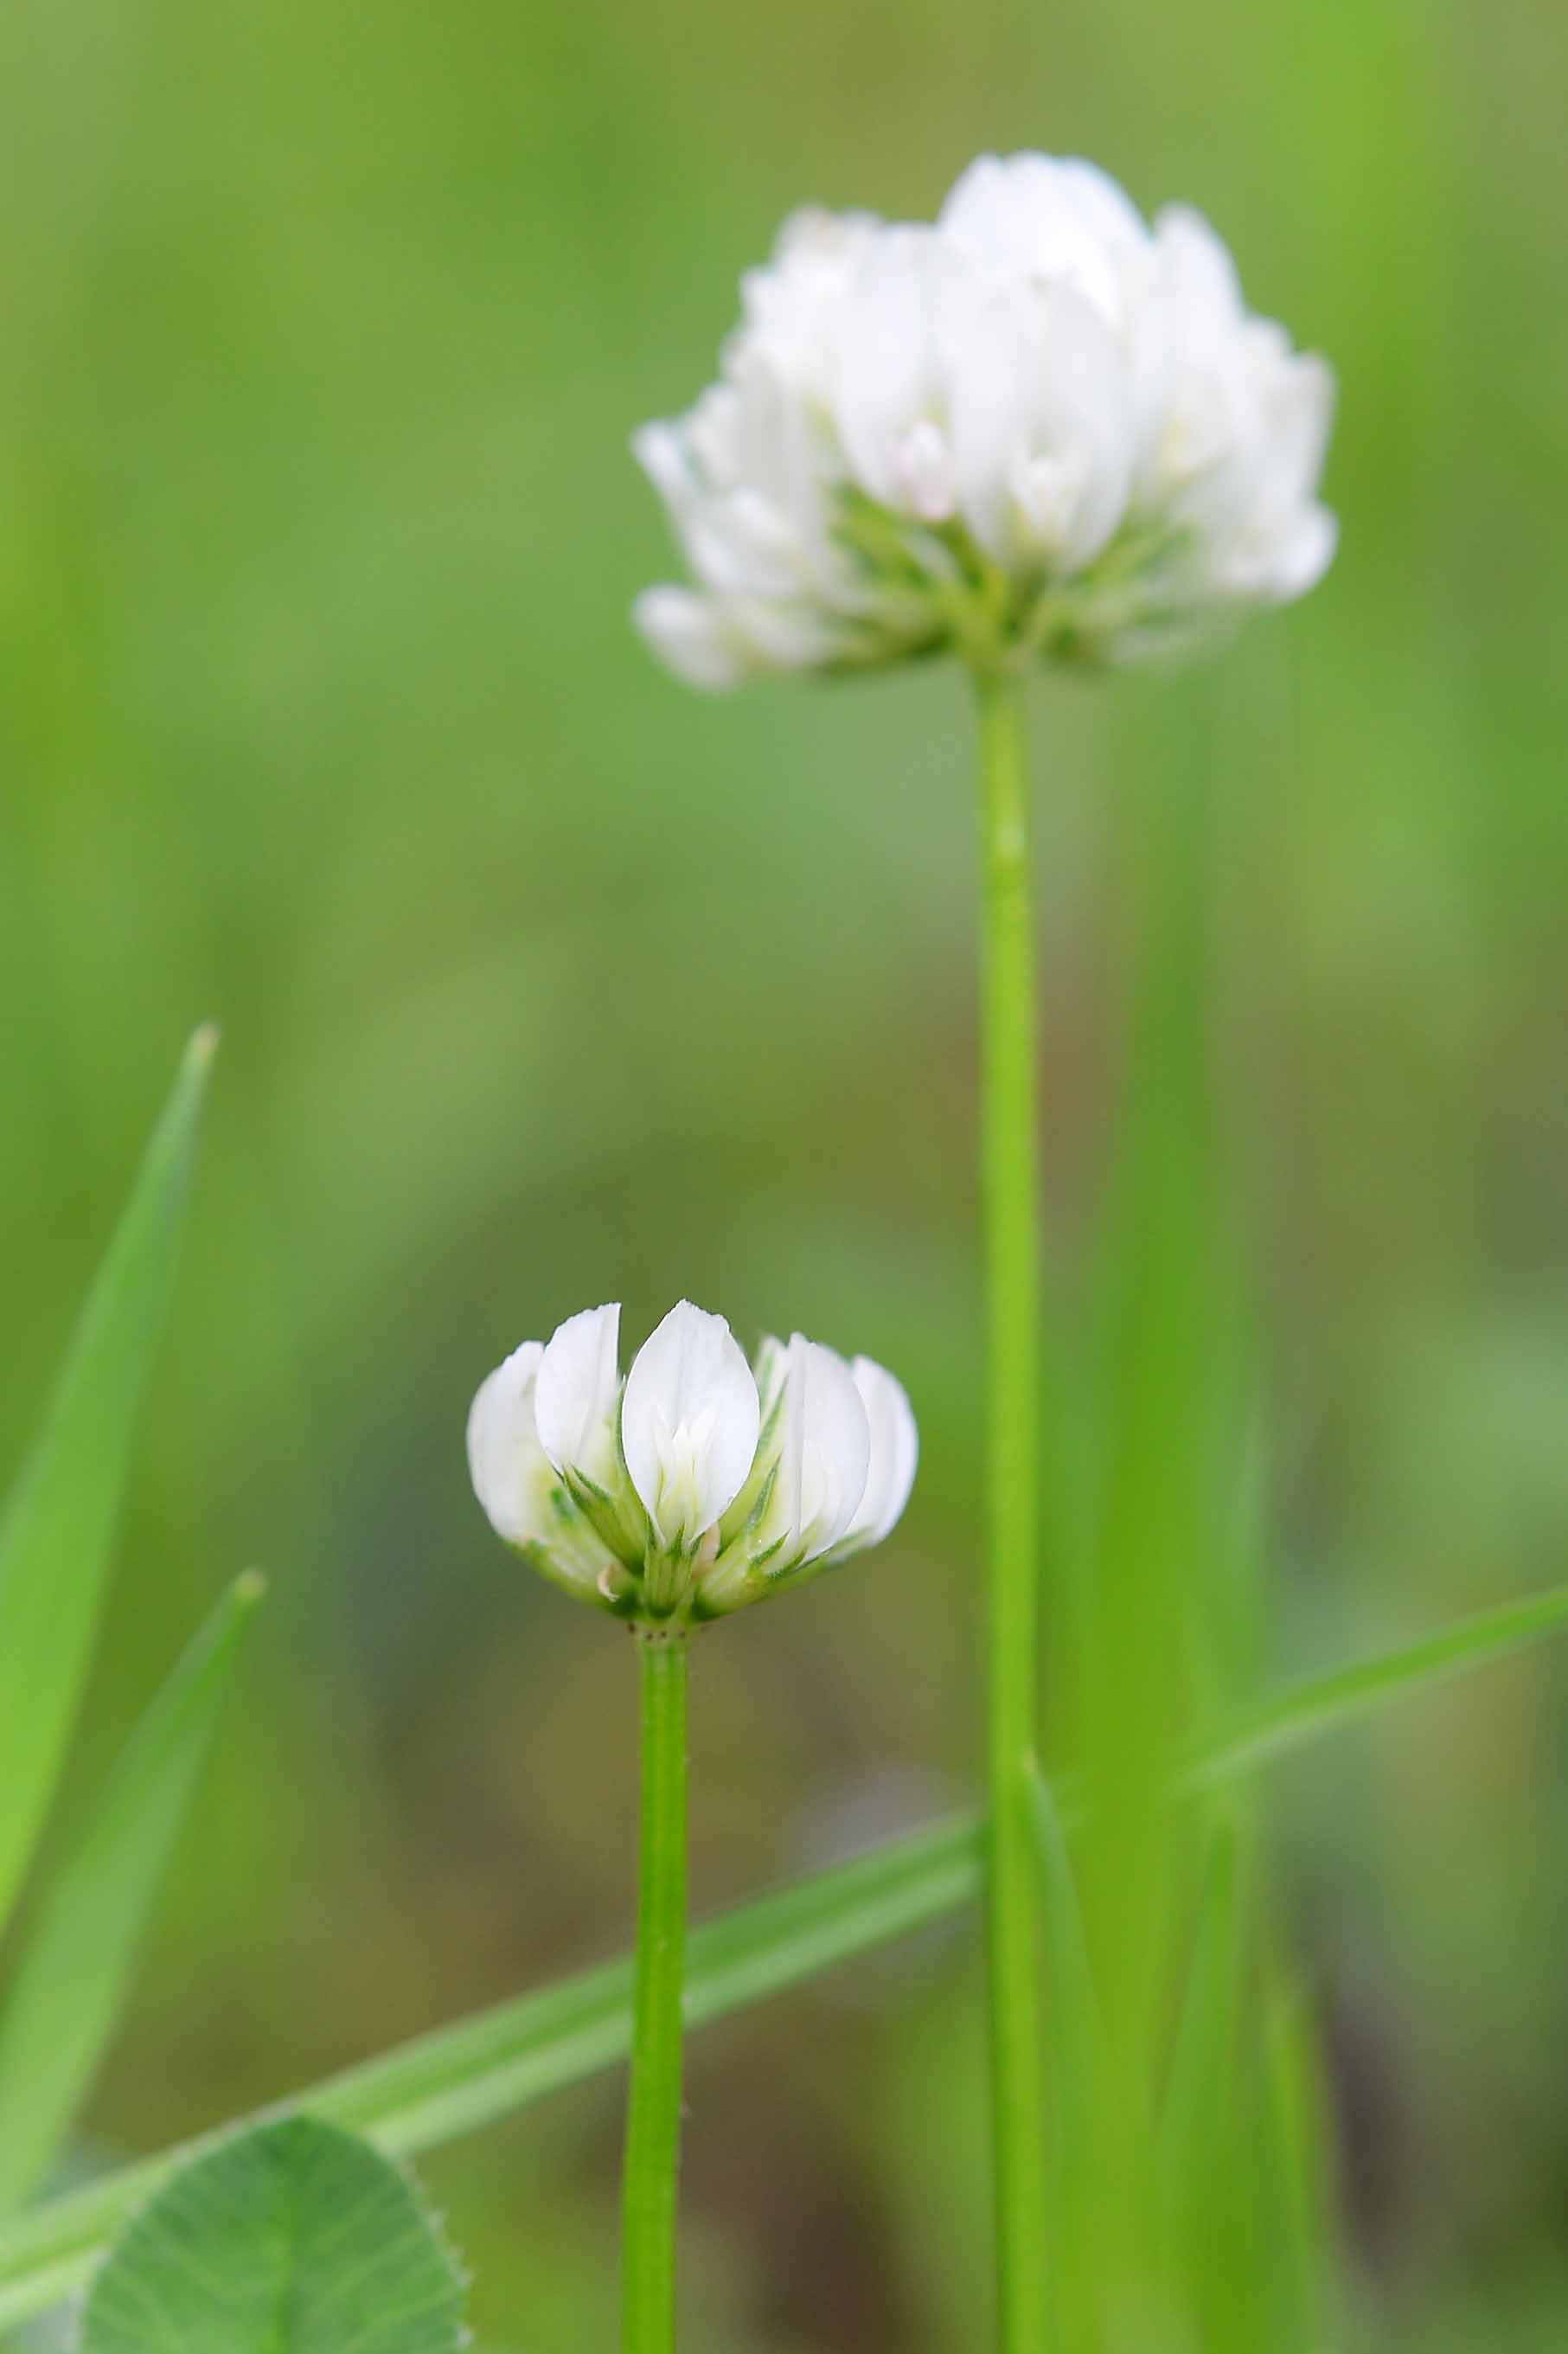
[469,1300,917,1629]
[633,153,1335,688]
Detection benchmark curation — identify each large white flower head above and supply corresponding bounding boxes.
[469,1301,917,1628]
[633,152,1335,686]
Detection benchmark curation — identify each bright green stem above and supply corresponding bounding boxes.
[975,668,1050,2354]
[621,1632,689,2354]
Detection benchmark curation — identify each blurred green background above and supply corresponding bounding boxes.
[3,0,1567,2344]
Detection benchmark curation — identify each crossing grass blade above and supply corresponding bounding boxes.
[1187,1574,1568,1791]
[2,1567,1566,2329]
[0,1029,218,1939]
[0,1572,266,2216]
[0,1814,982,2332]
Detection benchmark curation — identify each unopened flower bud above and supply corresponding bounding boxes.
[468,1302,917,1630]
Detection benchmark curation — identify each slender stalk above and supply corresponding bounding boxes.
[621,1631,689,2354]
[975,666,1049,2352]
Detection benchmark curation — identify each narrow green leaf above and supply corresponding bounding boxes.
[0,1572,266,2215]
[1187,1574,1568,1790]
[0,1029,218,1937]
[80,2117,465,2354]
[0,1814,981,2330]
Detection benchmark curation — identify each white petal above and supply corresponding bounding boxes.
[832,227,958,514]
[1219,500,1338,604]
[467,1342,548,1547]
[1269,501,1338,600]
[631,418,696,513]
[467,1341,620,1595]
[843,1357,918,1548]
[895,420,958,522]
[632,588,748,690]
[946,290,1035,557]
[790,1335,872,1562]
[722,593,847,670]
[939,151,1155,330]
[739,205,885,403]
[1268,353,1336,506]
[535,1303,623,1488]
[623,1300,761,1548]
[752,1332,873,1568]
[951,281,1133,571]
[1151,204,1245,343]
[721,349,837,553]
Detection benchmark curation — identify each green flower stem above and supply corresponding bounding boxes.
[975,666,1050,2354]
[622,1631,689,2354]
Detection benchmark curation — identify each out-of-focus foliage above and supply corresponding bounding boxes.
[0,1569,263,2216]
[2,0,1565,2346]
[0,1037,265,2230]
[0,1034,214,1935]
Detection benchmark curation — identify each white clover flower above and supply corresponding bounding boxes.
[633,151,1335,685]
[468,1302,916,1627]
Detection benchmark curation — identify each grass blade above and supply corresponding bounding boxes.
[1187,1575,1568,1790]
[0,1813,981,2330]
[3,1571,1565,2325]
[0,1029,218,1936]
[0,1572,266,2215]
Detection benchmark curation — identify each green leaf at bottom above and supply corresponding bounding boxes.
[80,2117,466,2354]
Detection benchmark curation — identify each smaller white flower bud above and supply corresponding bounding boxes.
[622,1300,761,1552]
[470,1303,917,1630]
[467,1342,624,1606]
